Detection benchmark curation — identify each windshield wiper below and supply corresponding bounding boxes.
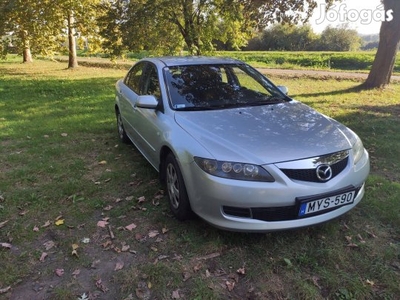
[174,106,218,111]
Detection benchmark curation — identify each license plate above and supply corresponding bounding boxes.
[298,189,356,217]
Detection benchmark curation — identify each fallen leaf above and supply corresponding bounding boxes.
[114,262,124,271]
[81,237,90,244]
[95,279,109,292]
[61,133,68,137]
[205,269,211,277]
[162,227,169,234]
[0,220,8,229]
[135,233,143,241]
[357,234,366,244]
[77,292,88,300]
[125,223,137,231]
[55,219,64,226]
[311,276,322,289]
[41,220,51,228]
[366,279,375,286]
[33,225,39,232]
[226,280,235,291]
[193,263,202,272]
[18,210,28,216]
[196,252,220,261]
[43,240,55,250]
[103,205,113,211]
[125,196,134,201]
[97,220,109,228]
[72,269,81,278]
[0,286,11,294]
[71,244,79,257]
[55,268,64,277]
[98,160,107,165]
[121,245,130,252]
[172,289,180,299]
[102,240,112,248]
[39,252,48,262]
[138,196,146,203]
[366,230,377,238]
[0,243,12,249]
[148,230,159,238]
[237,267,246,275]
[182,272,191,282]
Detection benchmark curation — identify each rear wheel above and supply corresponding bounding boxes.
[164,153,193,220]
[116,109,129,144]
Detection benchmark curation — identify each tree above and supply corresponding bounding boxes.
[317,25,361,51]
[0,0,103,67]
[250,24,318,51]
[364,0,400,88]
[101,0,337,56]
[0,0,60,62]
[50,0,103,68]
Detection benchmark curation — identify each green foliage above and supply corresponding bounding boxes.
[251,24,318,51]
[222,51,400,72]
[96,0,334,56]
[247,24,362,52]
[318,25,361,51]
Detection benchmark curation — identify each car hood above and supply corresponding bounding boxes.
[174,101,353,165]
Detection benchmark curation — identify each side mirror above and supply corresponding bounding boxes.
[277,86,289,96]
[136,95,158,109]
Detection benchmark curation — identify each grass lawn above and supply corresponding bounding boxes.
[0,58,399,300]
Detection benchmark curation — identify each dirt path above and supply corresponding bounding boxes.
[55,56,400,82]
[258,67,400,82]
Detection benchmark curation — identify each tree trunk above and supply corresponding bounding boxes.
[67,10,78,68]
[22,30,33,63]
[364,0,400,88]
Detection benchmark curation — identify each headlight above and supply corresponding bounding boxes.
[352,136,364,165]
[194,157,275,182]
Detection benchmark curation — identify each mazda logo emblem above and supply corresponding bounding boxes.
[316,164,333,182]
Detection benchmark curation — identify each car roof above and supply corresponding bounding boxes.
[142,56,242,67]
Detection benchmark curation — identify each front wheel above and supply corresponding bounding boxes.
[164,153,193,220]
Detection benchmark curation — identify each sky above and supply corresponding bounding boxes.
[309,0,387,35]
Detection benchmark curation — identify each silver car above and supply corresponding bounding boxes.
[115,57,370,232]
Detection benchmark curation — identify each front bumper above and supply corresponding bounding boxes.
[181,151,369,232]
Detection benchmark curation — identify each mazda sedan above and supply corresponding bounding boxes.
[115,57,369,232]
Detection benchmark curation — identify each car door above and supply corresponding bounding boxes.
[131,63,165,168]
[118,62,146,141]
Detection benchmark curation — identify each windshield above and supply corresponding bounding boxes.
[164,63,289,111]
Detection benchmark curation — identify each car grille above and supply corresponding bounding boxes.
[280,156,349,183]
[222,186,360,222]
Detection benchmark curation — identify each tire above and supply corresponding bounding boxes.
[164,153,193,220]
[116,109,130,144]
